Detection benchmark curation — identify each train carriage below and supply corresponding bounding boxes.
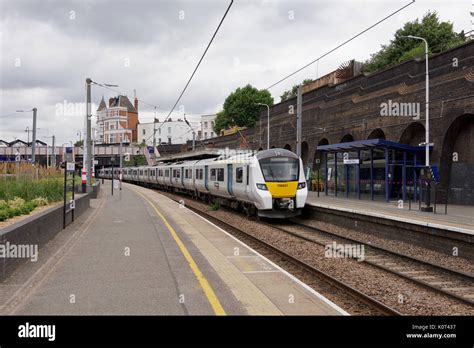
[99,148,307,218]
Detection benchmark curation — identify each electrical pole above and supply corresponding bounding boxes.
[119,140,123,190]
[32,108,37,163]
[86,78,92,189]
[296,85,302,157]
[153,106,157,149]
[51,135,56,167]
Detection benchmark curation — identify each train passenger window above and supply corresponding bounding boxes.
[200,169,203,180]
[246,165,249,185]
[217,168,224,182]
[236,167,243,183]
[165,169,169,177]
[176,170,180,178]
[210,169,216,181]
[140,170,143,175]
[195,169,199,179]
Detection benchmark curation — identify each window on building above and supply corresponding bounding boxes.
[142,129,146,135]
[168,127,171,134]
[236,167,243,183]
[210,168,216,181]
[168,137,171,145]
[204,132,207,139]
[204,122,208,128]
[159,128,161,135]
[158,138,162,144]
[210,132,214,138]
[211,121,214,127]
[217,168,224,182]
[110,124,115,130]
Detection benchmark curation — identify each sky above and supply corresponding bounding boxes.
[0,0,472,145]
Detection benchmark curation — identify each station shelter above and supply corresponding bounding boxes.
[316,139,428,202]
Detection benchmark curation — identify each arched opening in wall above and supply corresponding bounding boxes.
[283,144,292,151]
[340,134,354,143]
[312,138,329,191]
[301,141,309,166]
[399,122,425,146]
[270,145,276,149]
[439,114,474,205]
[367,128,386,140]
[257,147,263,151]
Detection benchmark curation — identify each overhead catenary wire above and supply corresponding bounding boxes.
[156,0,233,133]
[265,0,415,90]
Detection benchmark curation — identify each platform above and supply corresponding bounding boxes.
[0,183,346,316]
[306,192,474,235]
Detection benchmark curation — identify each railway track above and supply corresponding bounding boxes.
[266,219,474,307]
[160,191,401,316]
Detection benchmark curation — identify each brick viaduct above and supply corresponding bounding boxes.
[191,40,474,205]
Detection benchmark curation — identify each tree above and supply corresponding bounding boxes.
[74,139,83,147]
[280,79,313,102]
[363,11,465,74]
[213,84,273,134]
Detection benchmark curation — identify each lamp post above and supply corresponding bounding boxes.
[256,103,270,149]
[401,35,430,167]
[17,108,37,163]
[76,130,82,144]
[25,126,30,144]
[85,78,118,190]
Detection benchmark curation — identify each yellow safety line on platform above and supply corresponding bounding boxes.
[133,189,226,316]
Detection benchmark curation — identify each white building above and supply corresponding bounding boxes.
[198,114,217,140]
[137,119,200,145]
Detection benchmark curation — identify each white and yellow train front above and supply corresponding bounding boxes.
[249,149,307,218]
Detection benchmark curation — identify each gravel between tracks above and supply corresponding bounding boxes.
[162,192,473,316]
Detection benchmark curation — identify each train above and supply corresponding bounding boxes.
[99,148,308,218]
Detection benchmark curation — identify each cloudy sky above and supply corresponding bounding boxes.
[0,0,471,144]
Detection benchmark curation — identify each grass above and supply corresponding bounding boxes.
[0,163,64,222]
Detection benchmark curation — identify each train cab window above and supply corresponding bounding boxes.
[210,168,216,181]
[217,168,224,182]
[236,167,243,183]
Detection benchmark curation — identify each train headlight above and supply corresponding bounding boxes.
[256,183,268,190]
[297,182,306,189]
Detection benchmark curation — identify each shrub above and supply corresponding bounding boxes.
[210,201,220,211]
[8,197,25,209]
[32,197,49,207]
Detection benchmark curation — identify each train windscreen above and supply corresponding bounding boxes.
[259,157,299,182]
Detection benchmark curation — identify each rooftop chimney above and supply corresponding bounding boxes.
[134,89,138,112]
[109,97,115,107]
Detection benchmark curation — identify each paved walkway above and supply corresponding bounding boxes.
[306,192,474,234]
[0,183,345,315]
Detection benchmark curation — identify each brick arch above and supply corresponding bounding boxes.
[313,138,329,171]
[367,128,386,140]
[439,113,474,205]
[340,134,354,143]
[283,144,292,151]
[301,141,309,166]
[399,122,425,146]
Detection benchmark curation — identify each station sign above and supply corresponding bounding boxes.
[66,162,75,172]
[343,159,359,165]
[64,146,74,163]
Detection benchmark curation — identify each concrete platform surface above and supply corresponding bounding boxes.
[0,182,346,316]
[306,193,474,235]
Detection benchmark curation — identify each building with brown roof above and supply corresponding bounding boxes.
[96,94,139,144]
